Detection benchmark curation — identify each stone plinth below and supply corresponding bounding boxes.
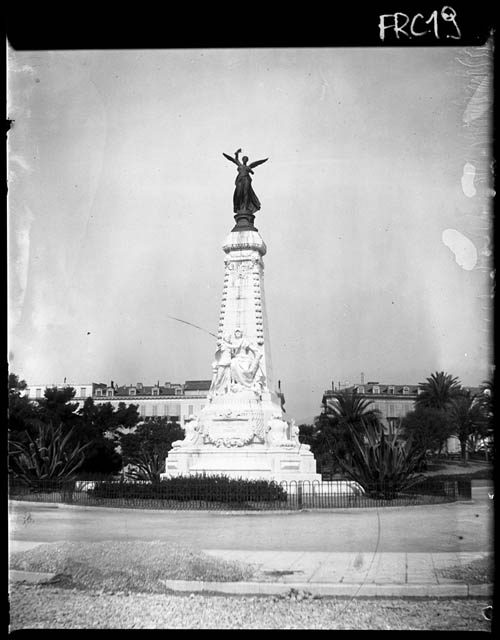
[164,389,321,482]
[162,224,322,484]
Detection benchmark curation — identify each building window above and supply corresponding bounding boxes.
[129,388,136,396]
[402,386,409,395]
[140,404,145,417]
[152,388,159,396]
[80,387,87,398]
[175,387,182,396]
[168,403,181,417]
[107,389,114,397]
[188,405,194,416]
[96,389,102,397]
[372,386,380,394]
[152,404,158,416]
[35,388,42,398]
[356,386,365,394]
[388,386,395,394]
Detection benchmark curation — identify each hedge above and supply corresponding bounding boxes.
[86,474,288,503]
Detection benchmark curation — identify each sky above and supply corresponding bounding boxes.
[7,45,494,422]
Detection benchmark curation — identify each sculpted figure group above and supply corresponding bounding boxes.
[209,328,265,398]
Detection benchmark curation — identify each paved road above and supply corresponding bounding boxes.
[9,485,493,554]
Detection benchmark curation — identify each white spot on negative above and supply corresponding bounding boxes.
[461,162,477,198]
[442,229,478,271]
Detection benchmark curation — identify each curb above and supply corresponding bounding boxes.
[10,570,62,585]
[9,571,493,598]
[158,579,493,598]
[8,499,482,515]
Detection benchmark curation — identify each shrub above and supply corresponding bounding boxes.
[334,419,426,499]
[8,422,91,489]
[87,474,287,503]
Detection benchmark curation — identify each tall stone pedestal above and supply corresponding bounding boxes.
[163,218,322,483]
[165,390,320,482]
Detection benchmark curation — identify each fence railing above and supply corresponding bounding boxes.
[8,477,472,510]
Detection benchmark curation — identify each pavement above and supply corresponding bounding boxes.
[8,481,494,598]
[9,542,493,598]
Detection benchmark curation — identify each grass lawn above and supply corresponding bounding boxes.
[422,458,493,482]
[9,541,262,592]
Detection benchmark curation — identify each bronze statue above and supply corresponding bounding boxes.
[223,149,268,214]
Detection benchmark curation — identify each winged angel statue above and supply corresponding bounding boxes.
[223,149,268,214]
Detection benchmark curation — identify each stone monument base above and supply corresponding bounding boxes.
[162,443,322,484]
[161,389,323,484]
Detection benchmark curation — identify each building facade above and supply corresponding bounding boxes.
[323,382,422,431]
[25,382,95,403]
[24,380,212,426]
[323,380,484,453]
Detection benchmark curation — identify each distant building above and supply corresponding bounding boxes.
[93,380,212,423]
[24,379,213,425]
[323,380,484,454]
[323,382,421,431]
[25,382,95,404]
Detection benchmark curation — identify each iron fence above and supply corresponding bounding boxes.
[8,477,472,510]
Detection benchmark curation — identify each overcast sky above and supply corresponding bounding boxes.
[7,45,493,422]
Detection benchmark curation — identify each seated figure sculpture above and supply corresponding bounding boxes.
[208,328,265,398]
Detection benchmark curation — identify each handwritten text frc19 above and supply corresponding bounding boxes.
[379,7,461,41]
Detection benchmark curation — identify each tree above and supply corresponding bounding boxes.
[298,416,339,474]
[448,390,489,463]
[401,406,453,457]
[300,390,382,475]
[8,373,40,439]
[475,379,494,460]
[118,417,185,482]
[325,389,381,428]
[7,373,141,476]
[415,371,462,411]
[324,389,382,466]
[75,398,140,475]
[77,399,140,437]
[36,386,80,432]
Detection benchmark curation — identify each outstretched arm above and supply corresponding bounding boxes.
[222,152,240,166]
[248,157,269,169]
[223,149,243,166]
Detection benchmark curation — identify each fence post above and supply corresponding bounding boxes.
[297,482,303,509]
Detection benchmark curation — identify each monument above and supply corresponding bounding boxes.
[163,149,322,482]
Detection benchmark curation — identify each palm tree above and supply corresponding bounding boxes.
[448,390,488,463]
[415,371,463,411]
[319,389,382,471]
[477,379,494,460]
[477,379,494,424]
[325,389,381,427]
